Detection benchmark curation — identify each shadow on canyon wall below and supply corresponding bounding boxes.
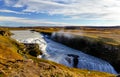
[51,32,120,73]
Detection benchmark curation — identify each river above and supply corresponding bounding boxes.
[11,30,117,74]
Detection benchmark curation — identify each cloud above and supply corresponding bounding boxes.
[0,16,74,26]
[0,16,119,27]
[4,0,18,6]
[0,9,26,14]
[3,0,118,20]
[2,0,120,23]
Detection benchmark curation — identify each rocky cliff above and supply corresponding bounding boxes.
[51,32,120,73]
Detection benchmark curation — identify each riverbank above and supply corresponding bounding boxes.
[0,28,116,77]
[11,30,117,74]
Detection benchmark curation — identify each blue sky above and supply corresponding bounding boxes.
[0,0,120,27]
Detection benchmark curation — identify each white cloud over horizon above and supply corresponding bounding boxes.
[8,0,120,20]
[0,16,120,27]
[0,0,120,26]
[0,16,75,26]
[0,9,26,14]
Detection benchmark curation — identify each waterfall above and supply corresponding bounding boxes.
[11,30,118,74]
[44,38,117,74]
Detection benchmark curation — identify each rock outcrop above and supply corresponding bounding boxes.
[23,43,42,57]
[67,54,79,68]
[0,28,12,36]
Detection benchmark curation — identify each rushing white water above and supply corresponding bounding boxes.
[11,30,117,74]
[11,30,48,57]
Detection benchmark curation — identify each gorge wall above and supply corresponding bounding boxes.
[51,32,120,73]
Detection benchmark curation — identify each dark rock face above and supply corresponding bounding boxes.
[117,74,120,77]
[0,30,6,36]
[51,32,120,72]
[67,54,79,68]
[0,30,11,36]
[24,43,42,57]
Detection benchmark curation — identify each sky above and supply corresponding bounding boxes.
[0,0,120,27]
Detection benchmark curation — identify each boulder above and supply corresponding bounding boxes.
[24,43,42,57]
[67,54,79,68]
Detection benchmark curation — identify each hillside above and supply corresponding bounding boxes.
[0,28,116,77]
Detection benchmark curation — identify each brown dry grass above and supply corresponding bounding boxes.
[0,36,23,60]
[63,28,120,45]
